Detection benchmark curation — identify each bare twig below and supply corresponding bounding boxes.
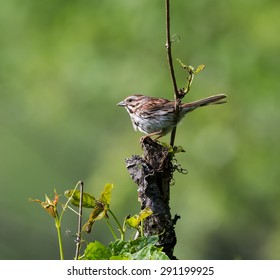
[165,0,179,147]
[74,181,84,260]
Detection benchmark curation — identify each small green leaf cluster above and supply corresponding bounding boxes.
[177,59,205,96]
[31,181,169,259]
[82,236,169,260]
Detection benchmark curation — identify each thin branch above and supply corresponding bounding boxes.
[165,0,179,147]
[75,181,84,260]
[165,0,179,98]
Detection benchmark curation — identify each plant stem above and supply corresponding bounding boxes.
[75,181,84,260]
[165,0,180,147]
[140,221,144,237]
[165,0,179,98]
[108,209,125,240]
[104,216,118,240]
[56,181,81,260]
[55,214,64,260]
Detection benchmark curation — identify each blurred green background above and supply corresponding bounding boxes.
[1,0,279,260]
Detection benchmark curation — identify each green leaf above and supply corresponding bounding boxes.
[125,207,153,229]
[82,201,106,233]
[129,237,169,260]
[112,236,169,260]
[173,145,186,153]
[83,236,169,260]
[151,248,170,260]
[160,143,186,156]
[110,255,131,260]
[130,245,160,260]
[100,183,113,205]
[125,216,139,229]
[82,241,112,260]
[64,190,96,208]
[138,207,153,219]
[195,64,205,74]
[130,235,159,253]
[109,239,128,256]
[131,245,153,260]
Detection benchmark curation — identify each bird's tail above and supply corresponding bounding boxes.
[181,94,227,112]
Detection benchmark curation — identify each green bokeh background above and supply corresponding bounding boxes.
[1,0,279,259]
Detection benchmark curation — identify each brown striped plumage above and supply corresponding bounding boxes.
[117,94,227,140]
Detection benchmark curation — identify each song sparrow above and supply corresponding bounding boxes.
[117,94,227,140]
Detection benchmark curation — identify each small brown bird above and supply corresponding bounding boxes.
[117,94,227,140]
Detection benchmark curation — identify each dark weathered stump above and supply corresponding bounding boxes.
[125,137,177,259]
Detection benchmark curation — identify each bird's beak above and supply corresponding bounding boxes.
[117,100,126,106]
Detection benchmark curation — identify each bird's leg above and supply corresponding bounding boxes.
[140,130,164,143]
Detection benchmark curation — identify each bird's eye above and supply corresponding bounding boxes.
[127,98,133,103]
